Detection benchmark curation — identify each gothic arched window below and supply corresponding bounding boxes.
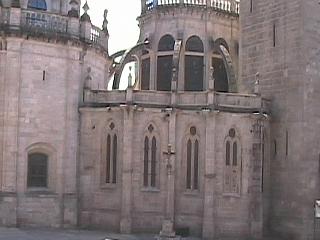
[212,39,231,92]
[140,50,151,90]
[157,34,175,91]
[185,36,204,91]
[143,124,159,188]
[224,128,241,194]
[27,153,48,188]
[186,126,200,190]
[27,0,47,10]
[103,122,118,184]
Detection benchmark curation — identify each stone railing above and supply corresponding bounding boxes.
[0,8,108,51]
[143,0,240,15]
[83,90,270,114]
[21,9,68,33]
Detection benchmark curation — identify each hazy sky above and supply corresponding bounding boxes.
[84,0,141,54]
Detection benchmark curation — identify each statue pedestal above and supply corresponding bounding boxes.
[156,220,181,240]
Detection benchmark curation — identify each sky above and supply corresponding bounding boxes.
[84,0,141,54]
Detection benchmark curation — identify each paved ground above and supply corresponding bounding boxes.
[0,227,201,240]
[0,227,282,240]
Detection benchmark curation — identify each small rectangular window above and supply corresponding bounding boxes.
[250,0,253,13]
[43,70,46,81]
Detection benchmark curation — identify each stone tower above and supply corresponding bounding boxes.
[0,0,110,227]
[240,0,320,239]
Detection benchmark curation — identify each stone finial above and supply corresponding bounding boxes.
[80,1,91,22]
[209,66,215,91]
[11,0,21,8]
[254,72,261,95]
[128,66,133,88]
[102,9,109,34]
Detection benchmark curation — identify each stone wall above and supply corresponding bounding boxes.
[79,105,266,239]
[0,36,110,228]
[240,0,320,239]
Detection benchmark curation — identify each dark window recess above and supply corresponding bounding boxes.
[194,140,199,190]
[151,137,157,187]
[233,142,238,166]
[112,134,117,184]
[157,55,173,91]
[186,139,192,189]
[274,140,277,156]
[286,130,288,156]
[106,134,111,183]
[27,153,48,188]
[143,137,149,187]
[226,141,230,166]
[185,56,204,91]
[273,24,276,47]
[158,35,175,51]
[250,0,253,12]
[212,57,228,92]
[185,36,204,52]
[42,70,46,81]
[28,0,47,10]
[141,58,150,90]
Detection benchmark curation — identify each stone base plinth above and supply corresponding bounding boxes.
[156,220,181,240]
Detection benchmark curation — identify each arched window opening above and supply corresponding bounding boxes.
[157,35,175,91]
[143,125,159,188]
[226,141,231,166]
[185,36,204,52]
[143,136,149,187]
[27,0,47,10]
[158,35,175,52]
[141,57,150,90]
[151,137,157,187]
[224,128,241,194]
[103,123,118,185]
[186,126,200,190]
[212,55,228,92]
[27,153,48,188]
[186,139,192,189]
[185,36,204,91]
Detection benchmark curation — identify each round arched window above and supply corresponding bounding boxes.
[27,0,47,11]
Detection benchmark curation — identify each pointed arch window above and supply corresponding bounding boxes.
[143,124,159,188]
[186,126,200,190]
[103,122,118,185]
[224,128,241,194]
[27,0,47,10]
[185,36,204,91]
[157,34,175,91]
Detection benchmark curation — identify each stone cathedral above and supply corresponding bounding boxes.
[0,0,319,240]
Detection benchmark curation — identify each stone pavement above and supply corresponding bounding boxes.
[0,227,201,240]
[0,228,282,240]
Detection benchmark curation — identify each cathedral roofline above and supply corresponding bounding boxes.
[140,0,240,17]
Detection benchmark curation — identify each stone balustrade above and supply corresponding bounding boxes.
[21,9,68,33]
[0,7,108,51]
[83,89,270,114]
[144,0,240,15]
